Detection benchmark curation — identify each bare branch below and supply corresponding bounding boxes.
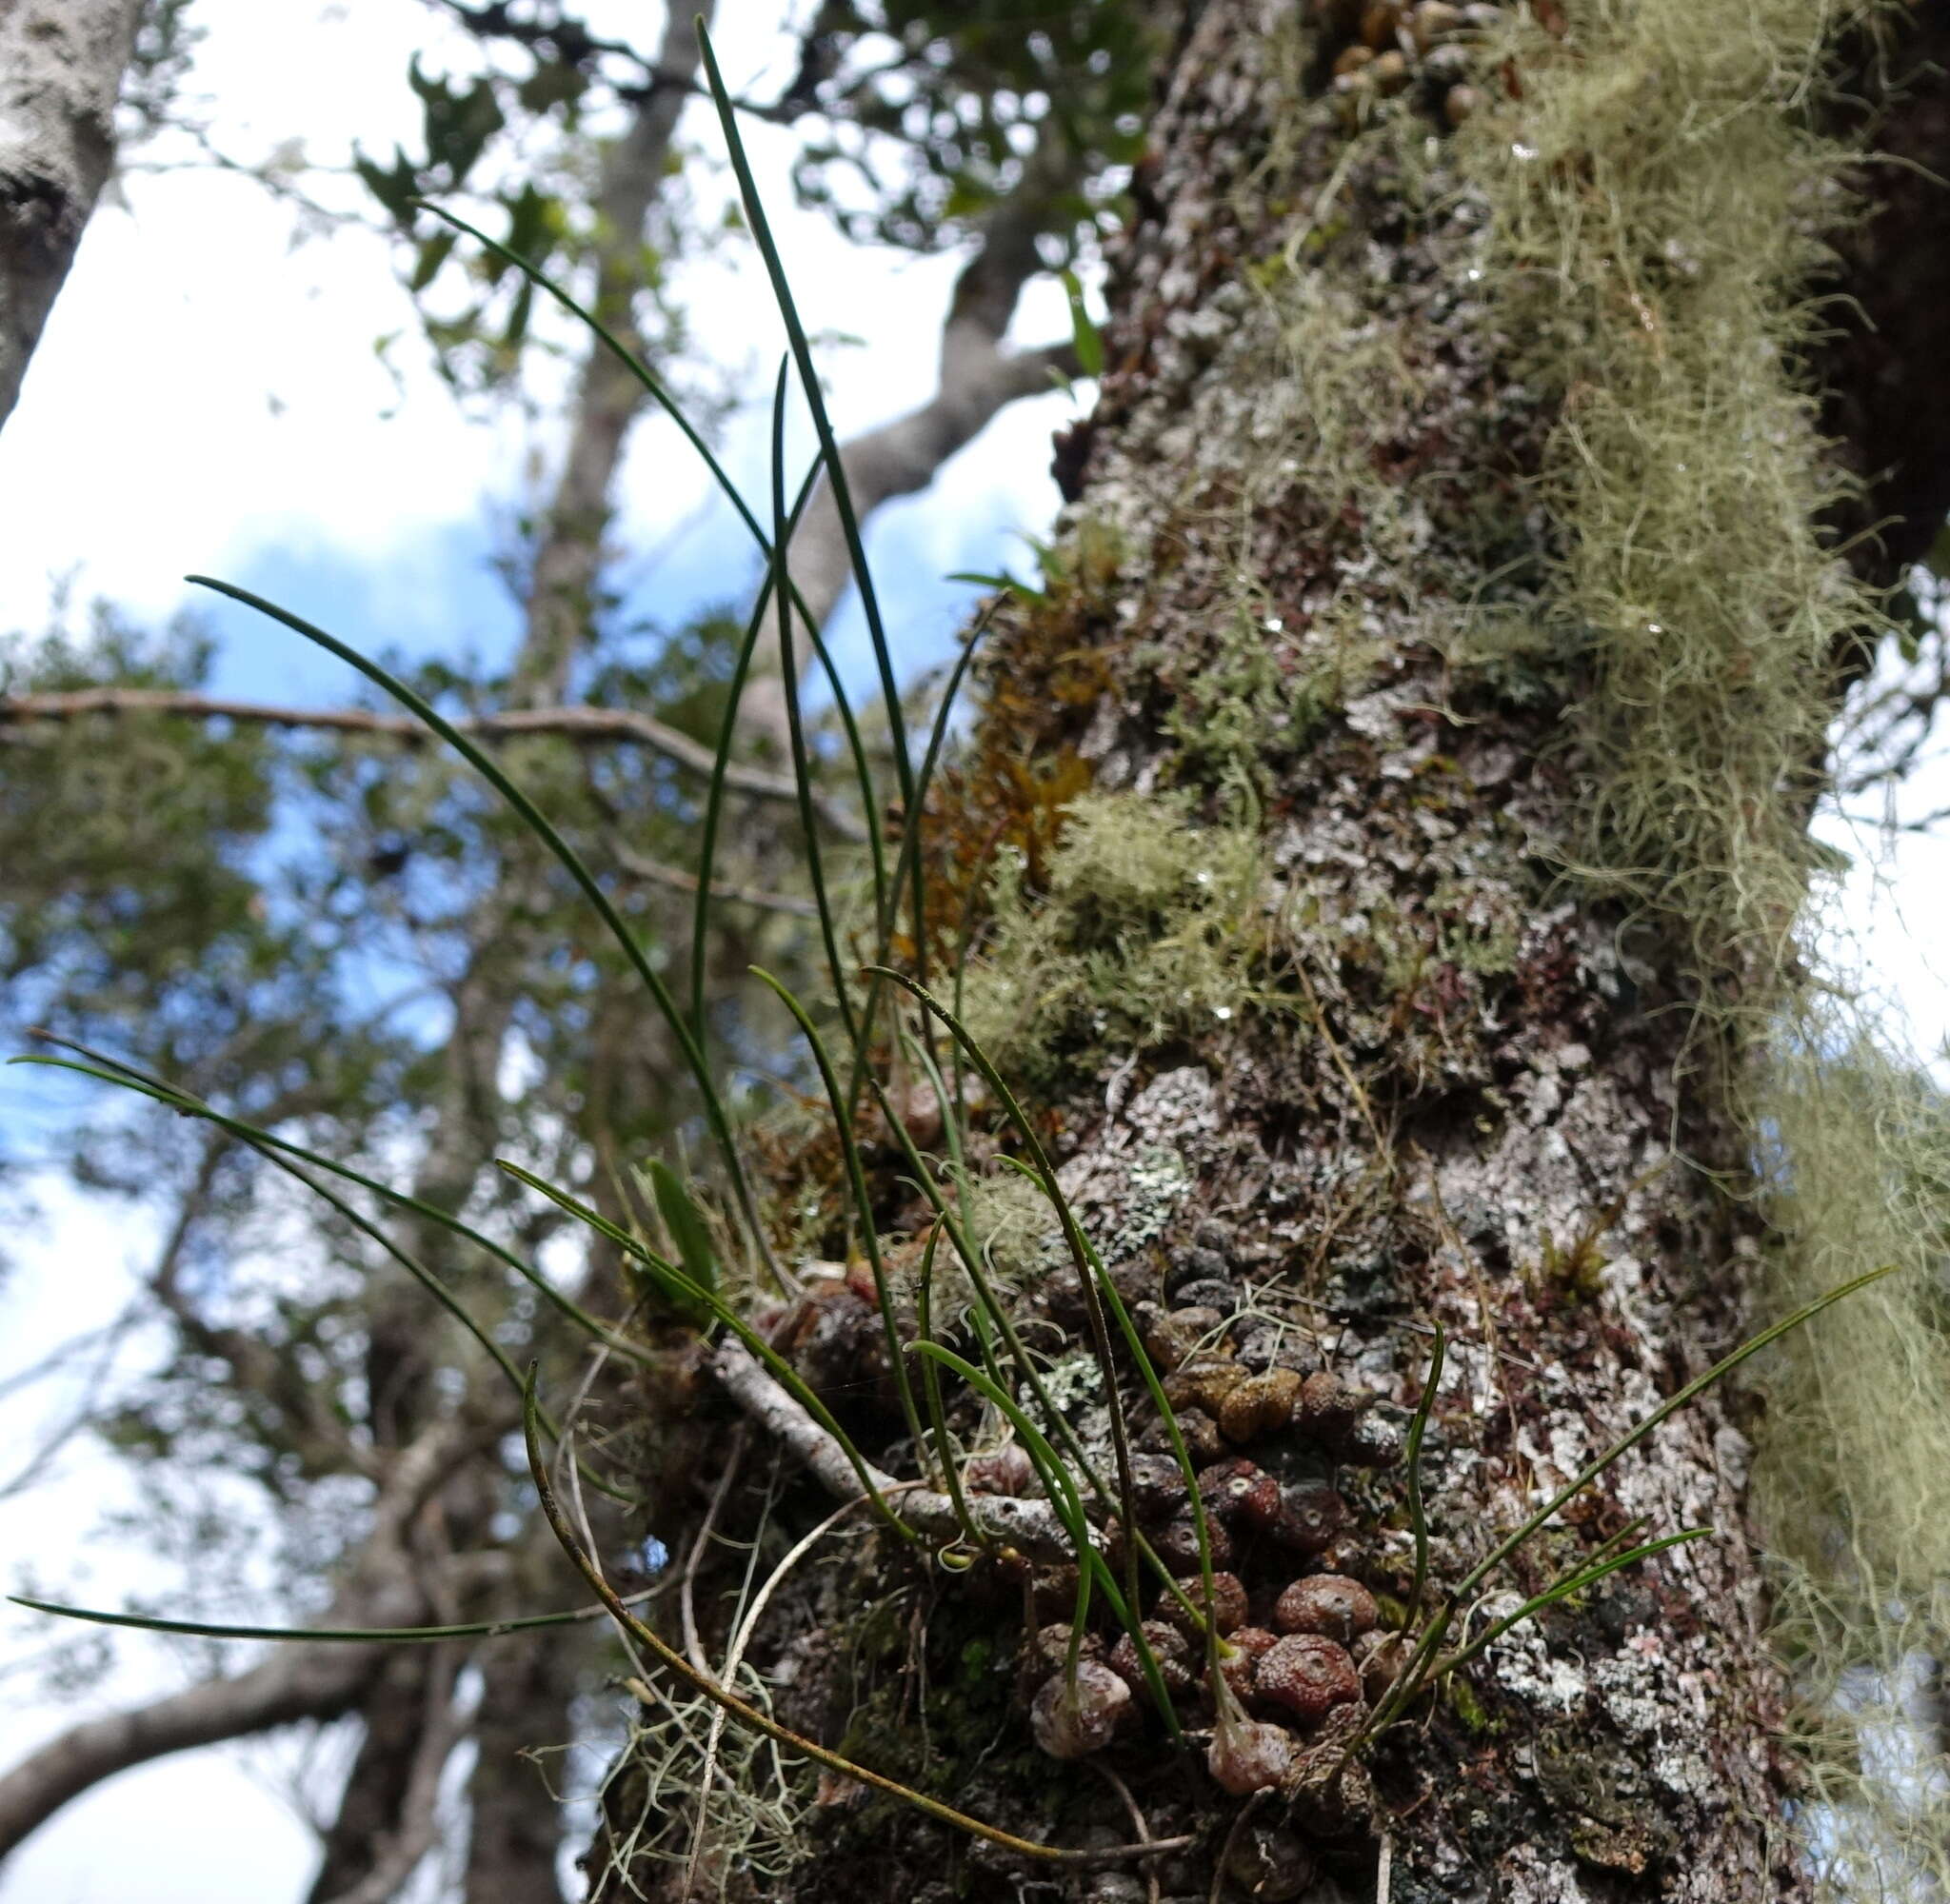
[608,838,819,919]
[782,338,1075,638]
[741,138,1082,748]
[0,1423,465,1859]
[426,0,807,125]
[706,1339,1075,1560]
[0,688,866,841]
[0,1300,144,1501]
[0,1634,381,1861]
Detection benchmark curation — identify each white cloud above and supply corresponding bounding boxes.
[0,8,1074,1897]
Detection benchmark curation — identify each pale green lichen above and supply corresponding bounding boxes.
[1448,0,1950,1883]
[1005,0,1947,1882]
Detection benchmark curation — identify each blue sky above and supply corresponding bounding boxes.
[4,2,1949,1898]
[0,6,1083,1896]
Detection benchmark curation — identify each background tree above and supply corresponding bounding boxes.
[0,2,1154,1896]
[0,0,153,429]
[531,2,1950,1899]
[10,2,1950,1903]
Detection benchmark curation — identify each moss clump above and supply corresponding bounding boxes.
[959,790,1266,1090]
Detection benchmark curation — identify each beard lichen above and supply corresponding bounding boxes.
[948,0,1950,1888]
[1454,2,1950,1888]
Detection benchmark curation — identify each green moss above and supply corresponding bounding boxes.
[959,789,1267,1089]
[1445,1673,1491,1735]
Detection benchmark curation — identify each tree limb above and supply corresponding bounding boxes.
[741,133,1083,750]
[0,1418,466,1861]
[0,688,866,841]
[609,838,819,919]
[707,1339,1076,1560]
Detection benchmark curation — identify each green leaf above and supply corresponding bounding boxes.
[945,569,1047,605]
[1059,268,1104,378]
[647,1159,719,1302]
[1924,521,1950,583]
[408,228,457,292]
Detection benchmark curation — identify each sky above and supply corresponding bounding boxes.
[3,3,1949,1900]
[0,4,1078,1897]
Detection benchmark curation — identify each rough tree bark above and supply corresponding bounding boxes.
[0,0,146,433]
[576,5,1950,1903]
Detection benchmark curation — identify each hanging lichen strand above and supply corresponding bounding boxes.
[884,0,1948,1894]
[536,1,1950,1896]
[1459,5,1950,1889]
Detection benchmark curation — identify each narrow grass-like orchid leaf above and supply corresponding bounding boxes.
[495,1159,918,1544]
[16,1062,511,1398]
[647,1160,719,1302]
[1359,1263,1901,1748]
[697,24,912,816]
[417,199,889,929]
[7,1589,659,1646]
[521,1365,1179,1864]
[11,1047,640,1500]
[915,1341,1184,1744]
[1438,1528,1714,1678]
[913,1221,984,1545]
[1458,1263,1899,1601]
[863,971,1144,1601]
[749,965,927,1459]
[1402,1322,1445,1634]
[181,576,783,1289]
[689,450,835,1037]
[766,358,861,1055]
[846,613,992,1115]
[17,1044,639,1364]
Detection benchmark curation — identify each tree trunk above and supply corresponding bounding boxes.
[578,4,1950,1901]
[0,0,145,432]
[307,9,719,1891]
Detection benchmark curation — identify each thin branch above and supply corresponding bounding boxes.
[680,1424,748,1676]
[707,1339,1075,1559]
[0,689,866,841]
[425,0,801,123]
[0,1300,145,1500]
[610,837,819,919]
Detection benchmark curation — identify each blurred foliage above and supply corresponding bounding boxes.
[350,0,1161,391]
[120,0,209,142]
[781,0,1156,252]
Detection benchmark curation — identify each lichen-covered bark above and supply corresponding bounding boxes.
[0,0,145,433]
[579,5,1950,1901]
